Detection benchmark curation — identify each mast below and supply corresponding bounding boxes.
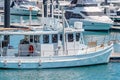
[51,0,54,18]
[62,7,66,55]
[56,0,59,8]
[104,0,108,14]
[105,0,108,5]
[50,0,52,17]
[43,0,47,17]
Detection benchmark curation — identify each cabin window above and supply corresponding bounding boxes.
[117,11,120,15]
[65,11,84,19]
[71,13,84,19]
[76,33,80,41]
[30,35,33,42]
[76,4,97,7]
[30,35,40,43]
[34,35,40,43]
[81,11,105,16]
[60,34,63,41]
[43,35,49,43]
[52,34,58,43]
[65,11,73,19]
[20,35,29,44]
[68,34,74,42]
[110,10,115,13]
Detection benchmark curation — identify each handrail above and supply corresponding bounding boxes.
[0,42,112,58]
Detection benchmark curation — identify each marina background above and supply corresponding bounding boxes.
[0,15,120,80]
[0,0,120,80]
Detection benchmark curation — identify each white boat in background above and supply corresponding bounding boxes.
[65,0,113,30]
[10,0,40,16]
[103,6,120,26]
[0,21,113,69]
[100,0,120,6]
[98,0,120,25]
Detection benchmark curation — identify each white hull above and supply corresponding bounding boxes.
[0,45,113,69]
[69,19,112,30]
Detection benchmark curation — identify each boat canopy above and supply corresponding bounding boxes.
[0,28,84,35]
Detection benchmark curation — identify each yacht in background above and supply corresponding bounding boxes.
[10,0,40,16]
[99,0,120,26]
[65,0,113,30]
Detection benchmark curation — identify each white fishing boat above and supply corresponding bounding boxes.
[10,0,40,16]
[65,0,113,30]
[0,1,113,69]
[0,17,113,69]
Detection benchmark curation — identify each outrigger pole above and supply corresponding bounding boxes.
[62,7,66,55]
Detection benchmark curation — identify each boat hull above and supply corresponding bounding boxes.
[69,19,112,30]
[0,45,113,69]
[10,8,38,16]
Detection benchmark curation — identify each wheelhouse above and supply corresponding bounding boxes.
[0,28,84,57]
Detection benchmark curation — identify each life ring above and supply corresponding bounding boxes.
[29,45,34,53]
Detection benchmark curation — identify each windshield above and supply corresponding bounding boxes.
[81,11,105,16]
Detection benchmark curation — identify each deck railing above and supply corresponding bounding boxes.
[0,42,112,58]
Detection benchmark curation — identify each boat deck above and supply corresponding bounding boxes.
[0,44,112,62]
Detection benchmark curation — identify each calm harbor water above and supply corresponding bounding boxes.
[0,63,120,80]
[0,15,120,80]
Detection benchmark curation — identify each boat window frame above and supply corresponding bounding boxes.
[20,35,29,44]
[76,33,80,41]
[52,34,58,43]
[68,33,74,42]
[65,11,84,19]
[60,34,63,41]
[71,13,84,19]
[29,35,40,43]
[34,35,40,43]
[43,34,49,44]
[81,11,105,16]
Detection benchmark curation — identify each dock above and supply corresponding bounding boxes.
[110,52,120,62]
[111,26,120,30]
